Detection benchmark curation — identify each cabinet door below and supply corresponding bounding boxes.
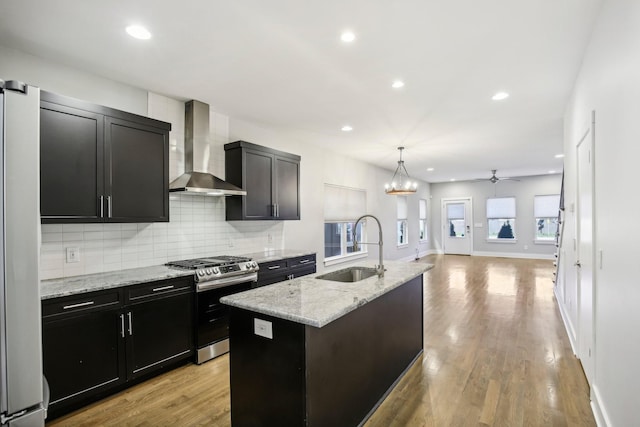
[126,292,194,380]
[43,308,125,415]
[275,156,300,220]
[105,117,169,222]
[243,149,275,219]
[40,102,104,222]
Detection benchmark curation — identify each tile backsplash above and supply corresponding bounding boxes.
[40,194,284,280]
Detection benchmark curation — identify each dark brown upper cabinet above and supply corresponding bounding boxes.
[224,141,300,220]
[40,91,170,223]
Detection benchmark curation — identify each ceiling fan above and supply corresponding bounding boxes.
[476,169,520,184]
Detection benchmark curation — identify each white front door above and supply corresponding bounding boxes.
[576,111,595,385]
[442,198,472,255]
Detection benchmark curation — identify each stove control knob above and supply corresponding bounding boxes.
[205,268,212,275]
[252,261,258,268]
[213,267,220,274]
[197,270,205,277]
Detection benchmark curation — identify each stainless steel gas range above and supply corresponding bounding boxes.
[166,255,259,364]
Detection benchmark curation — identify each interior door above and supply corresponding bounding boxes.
[576,111,595,385]
[442,198,472,255]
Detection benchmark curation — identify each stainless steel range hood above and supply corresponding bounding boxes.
[169,100,246,196]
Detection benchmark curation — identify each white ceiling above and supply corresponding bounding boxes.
[0,0,602,183]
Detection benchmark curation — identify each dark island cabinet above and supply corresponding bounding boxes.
[40,91,170,223]
[225,141,300,220]
[42,277,194,419]
[255,254,316,288]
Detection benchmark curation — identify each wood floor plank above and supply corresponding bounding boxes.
[47,255,596,427]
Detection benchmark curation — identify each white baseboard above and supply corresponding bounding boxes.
[591,384,611,427]
[472,251,555,260]
[554,287,578,356]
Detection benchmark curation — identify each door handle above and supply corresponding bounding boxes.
[120,314,125,338]
[99,195,104,218]
[107,196,112,218]
[574,261,582,267]
[127,312,133,336]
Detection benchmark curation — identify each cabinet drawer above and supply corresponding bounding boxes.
[126,278,193,303]
[288,254,316,268]
[43,290,122,318]
[258,260,288,276]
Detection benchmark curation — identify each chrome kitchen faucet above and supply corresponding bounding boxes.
[353,214,385,277]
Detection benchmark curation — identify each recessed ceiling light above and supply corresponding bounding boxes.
[492,91,509,101]
[555,154,565,158]
[340,31,356,43]
[427,168,434,172]
[450,178,456,182]
[341,125,353,132]
[392,80,405,89]
[549,170,556,174]
[126,25,151,40]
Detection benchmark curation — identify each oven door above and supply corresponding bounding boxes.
[196,280,253,362]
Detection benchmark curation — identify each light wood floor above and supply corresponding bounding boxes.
[47,255,595,427]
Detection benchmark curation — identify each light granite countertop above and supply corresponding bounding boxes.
[40,250,317,300]
[242,249,316,263]
[40,266,194,300]
[220,260,434,328]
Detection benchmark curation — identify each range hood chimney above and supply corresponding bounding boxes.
[169,100,246,196]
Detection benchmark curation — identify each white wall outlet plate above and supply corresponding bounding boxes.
[254,318,273,339]
[66,247,80,263]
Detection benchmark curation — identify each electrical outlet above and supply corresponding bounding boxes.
[254,318,273,339]
[267,233,273,244]
[66,247,80,263]
[227,237,234,248]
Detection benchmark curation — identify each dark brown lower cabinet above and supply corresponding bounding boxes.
[229,275,423,427]
[255,254,316,288]
[42,277,194,419]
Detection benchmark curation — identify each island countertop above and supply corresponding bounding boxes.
[220,260,434,328]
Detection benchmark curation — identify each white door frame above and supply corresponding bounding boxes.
[441,197,473,255]
[575,110,596,385]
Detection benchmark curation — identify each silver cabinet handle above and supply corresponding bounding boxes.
[63,301,94,310]
[268,265,281,270]
[107,196,112,218]
[127,312,133,336]
[120,314,125,338]
[152,285,174,292]
[299,259,311,264]
[276,204,279,217]
[100,195,104,218]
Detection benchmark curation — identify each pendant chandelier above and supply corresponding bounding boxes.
[384,146,418,195]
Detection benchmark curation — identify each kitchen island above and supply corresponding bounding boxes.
[221,260,433,427]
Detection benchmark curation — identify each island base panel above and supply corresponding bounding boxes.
[228,275,423,427]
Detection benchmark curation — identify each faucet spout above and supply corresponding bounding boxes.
[353,214,384,277]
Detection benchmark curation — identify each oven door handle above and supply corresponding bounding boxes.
[197,272,258,292]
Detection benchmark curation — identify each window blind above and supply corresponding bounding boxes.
[324,184,366,221]
[447,203,465,220]
[534,194,560,218]
[397,196,408,219]
[419,199,427,219]
[487,197,516,218]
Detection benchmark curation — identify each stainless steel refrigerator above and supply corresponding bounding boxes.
[0,80,46,426]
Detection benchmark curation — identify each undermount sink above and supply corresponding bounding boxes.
[316,267,379,283]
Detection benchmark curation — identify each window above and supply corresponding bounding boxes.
[447,203,466,237]
[324,184,367,261]
[419,199,428,242]
[487,197,516,240]
[534,194,560,242]
[397,196,408,246]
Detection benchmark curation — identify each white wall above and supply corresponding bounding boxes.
[561,1,640,426]
[2,46,431,279]
[430,174,561,259]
